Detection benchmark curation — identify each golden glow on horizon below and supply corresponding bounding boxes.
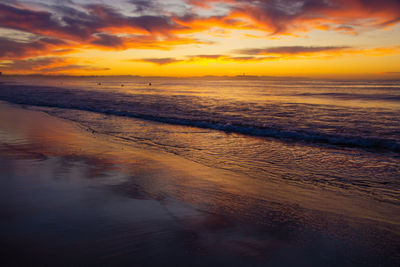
[11,44,396,78]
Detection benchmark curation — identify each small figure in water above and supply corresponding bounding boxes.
[121,84,124,87]
[97,82,102,85]
[149,82,152,86]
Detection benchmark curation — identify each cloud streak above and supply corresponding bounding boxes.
[0,57,110,74]
[236,46,351,55]
[0,36,72,59]
[134,54,278,65]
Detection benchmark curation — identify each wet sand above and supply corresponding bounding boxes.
[0,102,399,266]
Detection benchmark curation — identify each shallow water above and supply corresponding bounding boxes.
[0,77,399,265]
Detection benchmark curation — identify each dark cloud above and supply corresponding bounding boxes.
[0,57,63,71]
[0,3,55,31]
[0,37,43,58]
[187,54,224,59]
[0,36,69,59]
[236,46,351,55]
[229,56,278,61]
[83,4,187,35]
[134,55,278,65]
[137,58,184,65]
[0,57,110,73]
[91,33,125,48]
[186,54,278,61]
[129,0,158,13]
[52,48,76,54]
[39,37,68,45]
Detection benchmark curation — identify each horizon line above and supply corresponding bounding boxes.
[1,74,400,81]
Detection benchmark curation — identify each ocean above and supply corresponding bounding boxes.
[0,76,399,265]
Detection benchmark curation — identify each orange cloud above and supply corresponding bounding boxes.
[186,0,400,34]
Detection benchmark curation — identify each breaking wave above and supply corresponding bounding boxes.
[0,84,399,153]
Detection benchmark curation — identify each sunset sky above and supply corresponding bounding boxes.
[1,0,400,77]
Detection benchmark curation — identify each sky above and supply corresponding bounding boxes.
[0,0,400,78]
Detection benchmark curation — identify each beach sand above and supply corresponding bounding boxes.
[0,101,399,266]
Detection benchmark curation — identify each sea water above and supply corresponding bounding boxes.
[1,76,399,196]
[1,76,400,265]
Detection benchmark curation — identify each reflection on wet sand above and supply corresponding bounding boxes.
[0,102,399,266]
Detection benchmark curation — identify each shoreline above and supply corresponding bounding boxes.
[1,101,399,266]
[1,83,399,153]
[1,74,400,81]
